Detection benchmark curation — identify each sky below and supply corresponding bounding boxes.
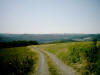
[0,0,100,34]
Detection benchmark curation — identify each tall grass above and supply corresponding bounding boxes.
[0,47,38,75]
[66,42,100,75]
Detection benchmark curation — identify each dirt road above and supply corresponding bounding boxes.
[30,47,49,75]
[30,46,77,75]
[42,50,77,75]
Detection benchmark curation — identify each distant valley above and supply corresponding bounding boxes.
[0,33,100,43]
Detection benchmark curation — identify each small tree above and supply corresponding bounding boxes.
[92,39,97,46]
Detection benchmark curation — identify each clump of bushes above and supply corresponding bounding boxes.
[66,40,100,75]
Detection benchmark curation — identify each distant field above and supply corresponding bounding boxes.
[0,47,38,75]
[36,41,100,75]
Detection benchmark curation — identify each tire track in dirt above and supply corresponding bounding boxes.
[41,50,77,75]
[30,47,49,75]
[30,46,78,75]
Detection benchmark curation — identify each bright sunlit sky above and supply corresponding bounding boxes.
[0,0,100,34]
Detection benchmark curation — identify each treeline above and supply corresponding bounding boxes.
[0,40,39,48]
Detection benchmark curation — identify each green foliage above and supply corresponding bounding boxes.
[66,47,81,63]
[0,47,38,75]
[65,42,100,75]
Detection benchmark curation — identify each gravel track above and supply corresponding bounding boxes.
[30,46,78,75]
[30,47,49,75]
[41,50,77,75]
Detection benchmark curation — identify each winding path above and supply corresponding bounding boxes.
[30,46,78,75]
[42,50,77,75]
[29,46,49,75]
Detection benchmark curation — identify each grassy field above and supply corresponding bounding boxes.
[0,47,38,75]
[37,41,100,75]
[0,41,99,75]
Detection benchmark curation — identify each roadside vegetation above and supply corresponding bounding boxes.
[37,41,100,75]
[0,47,38,75]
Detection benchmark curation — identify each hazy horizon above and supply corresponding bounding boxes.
[0,0,100,34]
[0,32,100,35]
